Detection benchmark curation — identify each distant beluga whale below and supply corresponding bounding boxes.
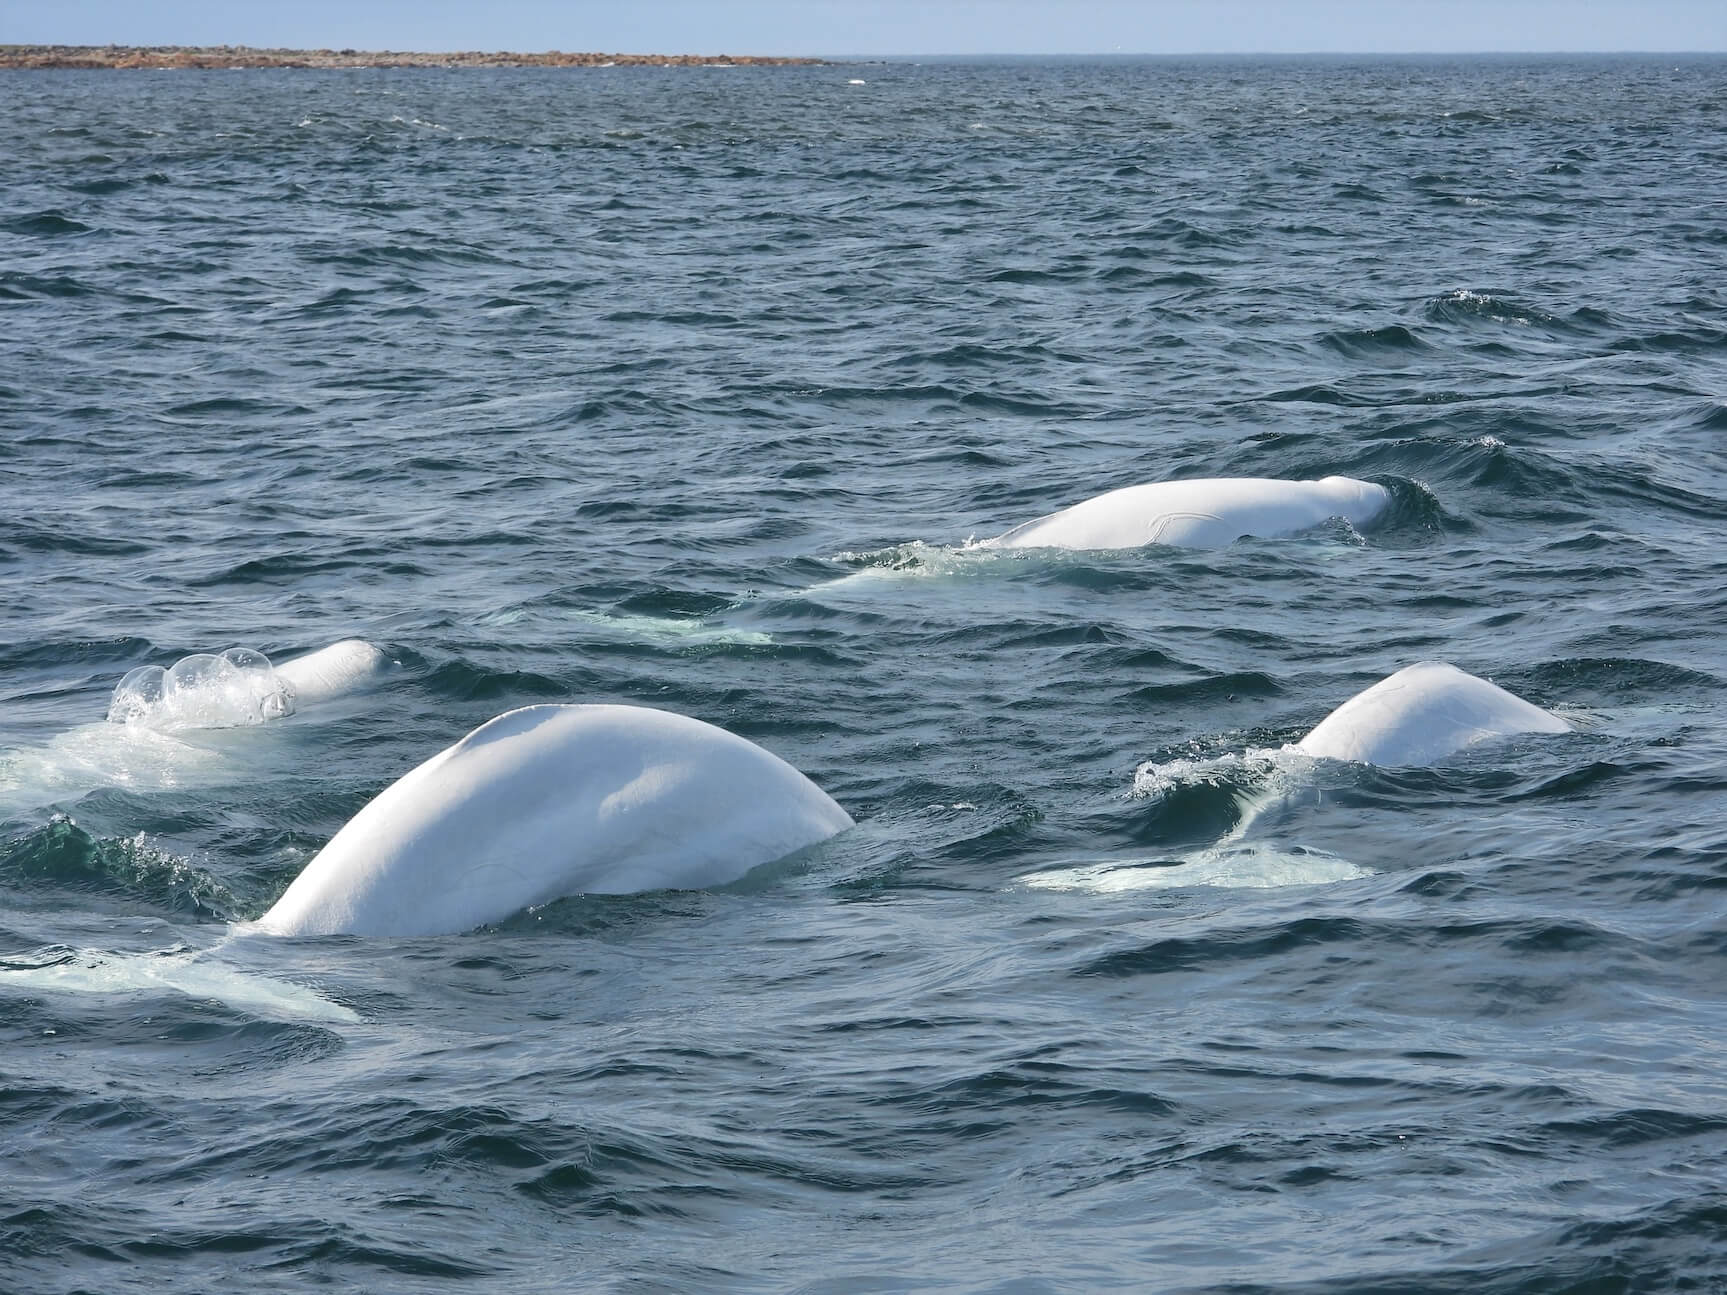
[1022,663,1568,896]
[978,475,1391,551]
[252,703,854,937]
[1296,661,1569,766]
[0,639,396,821]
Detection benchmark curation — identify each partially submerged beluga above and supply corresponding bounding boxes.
[1024,662,1571,895]
[978,475,1392,551]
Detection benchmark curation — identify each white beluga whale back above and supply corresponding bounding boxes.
[255,703,854,938]
[1297,661,1568,766]
[274,639,392,706]
[980,475,1390,551]
[1024,662,1568,896]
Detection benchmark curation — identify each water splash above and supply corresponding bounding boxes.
[0,816,243,919]
[1023,745,1371,893]
[108,646,296,730]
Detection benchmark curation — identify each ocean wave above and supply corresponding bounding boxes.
[0,817,239,920]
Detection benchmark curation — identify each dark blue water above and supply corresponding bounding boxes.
[4,56,1727,1292]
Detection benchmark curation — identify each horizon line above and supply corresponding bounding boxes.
[5,43,1725,59]
[846,48,1725,57]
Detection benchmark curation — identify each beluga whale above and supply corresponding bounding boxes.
[273,639,393,707]
[106,638,393,729]
[252,703,854,937]
[978,475,1391,551]
[1295,661,1569,766]
[2,687,850,1017]
[1022,662,1568,896]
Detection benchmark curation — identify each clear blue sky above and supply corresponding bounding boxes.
[3,1,1723,55]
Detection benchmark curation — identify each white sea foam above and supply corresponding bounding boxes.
[474,606,770,645]
[0,948,359,1024]
[0,724,242,819]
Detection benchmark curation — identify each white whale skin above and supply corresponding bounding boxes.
[274,639,392,706]
[980,475,1391,551]
[1297,662,1568,767]
[254,703,854,937]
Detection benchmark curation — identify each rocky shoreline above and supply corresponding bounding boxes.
[0,45,828,70]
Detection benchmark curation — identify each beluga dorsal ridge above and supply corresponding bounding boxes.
[253,703,854,938]
[978,475,1390,551]
[1296,662,1568,767]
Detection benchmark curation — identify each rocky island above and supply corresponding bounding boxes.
[0,45,828,70]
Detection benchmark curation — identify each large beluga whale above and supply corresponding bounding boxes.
[1023,663,1568,896]
[978,475,1391,551]
[253,703,854,938]
[1296,661,1569,766]
[2,702,851,1017]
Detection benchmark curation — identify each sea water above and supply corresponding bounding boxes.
[3,57,1726,1291]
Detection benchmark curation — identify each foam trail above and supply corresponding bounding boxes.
[1024,844,1370,893]
[813,541,1037,595]
[475,605,772,645]
[568,610,772,646]
[0,724,242,820]
[1024,746,1368,893]
[0,947,359,1024]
